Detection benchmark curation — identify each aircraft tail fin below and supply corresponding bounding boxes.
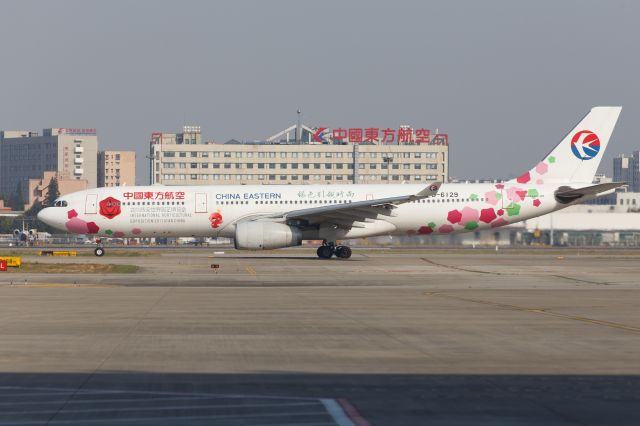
[510,106,622,184]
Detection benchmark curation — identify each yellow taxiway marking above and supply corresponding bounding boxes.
[245,266,257,276]
[425,292,640,334]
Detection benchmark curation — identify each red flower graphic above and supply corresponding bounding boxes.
[209,211,223,229]
[99,196,121,219]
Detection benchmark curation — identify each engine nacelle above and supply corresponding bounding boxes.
[234,221,302,250]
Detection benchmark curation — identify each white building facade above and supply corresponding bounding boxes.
[149,126,449,186]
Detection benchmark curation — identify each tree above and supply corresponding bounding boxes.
[24,199,55,234]
[9,182,25,211]
[44,177,60,207]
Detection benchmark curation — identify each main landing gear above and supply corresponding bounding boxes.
[317,241,352,259]
[94,239,105,257]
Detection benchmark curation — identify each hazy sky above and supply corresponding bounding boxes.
[1,1,638,184]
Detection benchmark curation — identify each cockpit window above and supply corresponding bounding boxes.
[54,200,68,207]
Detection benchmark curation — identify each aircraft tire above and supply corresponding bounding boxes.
[317,245,334,259]
[335,245,352,259]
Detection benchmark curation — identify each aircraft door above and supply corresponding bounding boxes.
[195,192,208,213]
[85,194,98,214]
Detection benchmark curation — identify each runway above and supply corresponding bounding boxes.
[0,248,639,425]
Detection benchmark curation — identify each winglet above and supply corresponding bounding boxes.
[413,182,442,199]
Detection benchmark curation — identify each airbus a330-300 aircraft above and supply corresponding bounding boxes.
[38,107,622,259]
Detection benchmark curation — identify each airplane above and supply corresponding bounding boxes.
[38,106,623,259]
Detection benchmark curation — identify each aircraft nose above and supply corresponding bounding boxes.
[37,207,59,227]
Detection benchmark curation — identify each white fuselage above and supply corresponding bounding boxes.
[38,182,577,241]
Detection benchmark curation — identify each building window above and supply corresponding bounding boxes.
[201,163,209,169]
[179,152,186,157]
[280,152,287,158]
[269,175,276,180]
[291,163,299,169]
[325,163,332,169]
[246,163,254,169]
[269,163,276,169]
[280,163,287,169]
[224,152,231,158]
[191,174,198,179]
[191,163,198,168]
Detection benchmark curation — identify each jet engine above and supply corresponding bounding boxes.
[234,221,302,250]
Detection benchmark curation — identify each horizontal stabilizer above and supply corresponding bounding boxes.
[555,182,625,204]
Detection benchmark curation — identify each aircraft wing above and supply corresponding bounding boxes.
[260,182,442,229]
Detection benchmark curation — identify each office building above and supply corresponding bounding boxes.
[149,125,449,186]
[98,150,136,187]
[613,151,640,192]
[0,128,98,199]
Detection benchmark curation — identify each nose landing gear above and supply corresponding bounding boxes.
[316,241,352,259]
[94,239,105,257]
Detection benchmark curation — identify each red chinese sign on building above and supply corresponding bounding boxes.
[312,127,447,145]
